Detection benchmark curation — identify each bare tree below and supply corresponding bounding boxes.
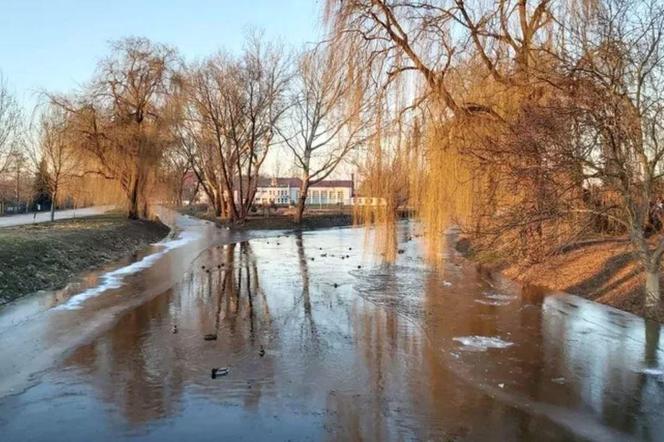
[280,47,368,223]
[161,147,191,207]
[0,76,22,176]
[33,105,82,221]
[179,34,289,222]
[558,0,664,315]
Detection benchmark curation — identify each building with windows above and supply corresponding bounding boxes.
[249,177,354,207]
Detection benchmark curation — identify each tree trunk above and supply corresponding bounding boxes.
[50,191,56,222]
[645,268,660,316]
[128,177,140,220]
[142,199,150,219]
[214,190,222,218]
[295,180,310,224]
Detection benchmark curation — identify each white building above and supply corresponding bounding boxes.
[248,177,354,207]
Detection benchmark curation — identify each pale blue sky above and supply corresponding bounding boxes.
[0,0,324,107]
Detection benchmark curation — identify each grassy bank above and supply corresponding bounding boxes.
[179,205,353,230]
[0,213,169,305]
[465,238,664,322]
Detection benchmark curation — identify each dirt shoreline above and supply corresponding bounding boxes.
[458,237,664,322]
[0,213,170,305]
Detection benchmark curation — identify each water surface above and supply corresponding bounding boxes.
[0,216,662,441]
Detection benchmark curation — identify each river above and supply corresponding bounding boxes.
[0,211,662,441]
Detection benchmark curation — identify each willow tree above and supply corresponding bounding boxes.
[323,1,545,242]
[324,0,557,230]
[325,0,664,316]
[280,46,369,223]
[51,38,180,219]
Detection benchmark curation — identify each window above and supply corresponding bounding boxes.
[338,191,344,201]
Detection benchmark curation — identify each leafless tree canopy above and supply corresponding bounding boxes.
[176,34,289,221]
[280,46,370,222]
[0,76,22,175]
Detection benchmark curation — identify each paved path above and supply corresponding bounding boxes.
[0,206,114,228]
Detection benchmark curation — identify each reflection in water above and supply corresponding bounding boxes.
[295,232,319,350]
[0,223,663,441]
[61,241,279,428]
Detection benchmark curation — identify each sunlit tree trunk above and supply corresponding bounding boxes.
[295,178,310,224]
[645,268,660,313]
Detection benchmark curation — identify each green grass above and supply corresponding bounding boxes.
[0,213,169,304]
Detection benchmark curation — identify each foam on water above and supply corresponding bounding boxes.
[453,336,515,351]
[54,231,200,311]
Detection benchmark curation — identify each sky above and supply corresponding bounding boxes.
[0,0,324,107]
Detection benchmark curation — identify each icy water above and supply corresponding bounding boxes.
[0,214,663,441]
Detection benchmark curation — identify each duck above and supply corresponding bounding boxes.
[333,283,339,288]
[204,334,217,341]
[357,265,362,269]
[171,324,178,334]
[211,367,229,379]
[259,345,265,357]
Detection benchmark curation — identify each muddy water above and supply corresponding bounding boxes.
[0,215,662,441]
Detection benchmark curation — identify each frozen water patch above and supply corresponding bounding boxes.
[475,299,512,306]
[474,291,518,306]
[54,231,200,310]
[482,291,518,301]
[634,368,664,377]
[453,336,514,351]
